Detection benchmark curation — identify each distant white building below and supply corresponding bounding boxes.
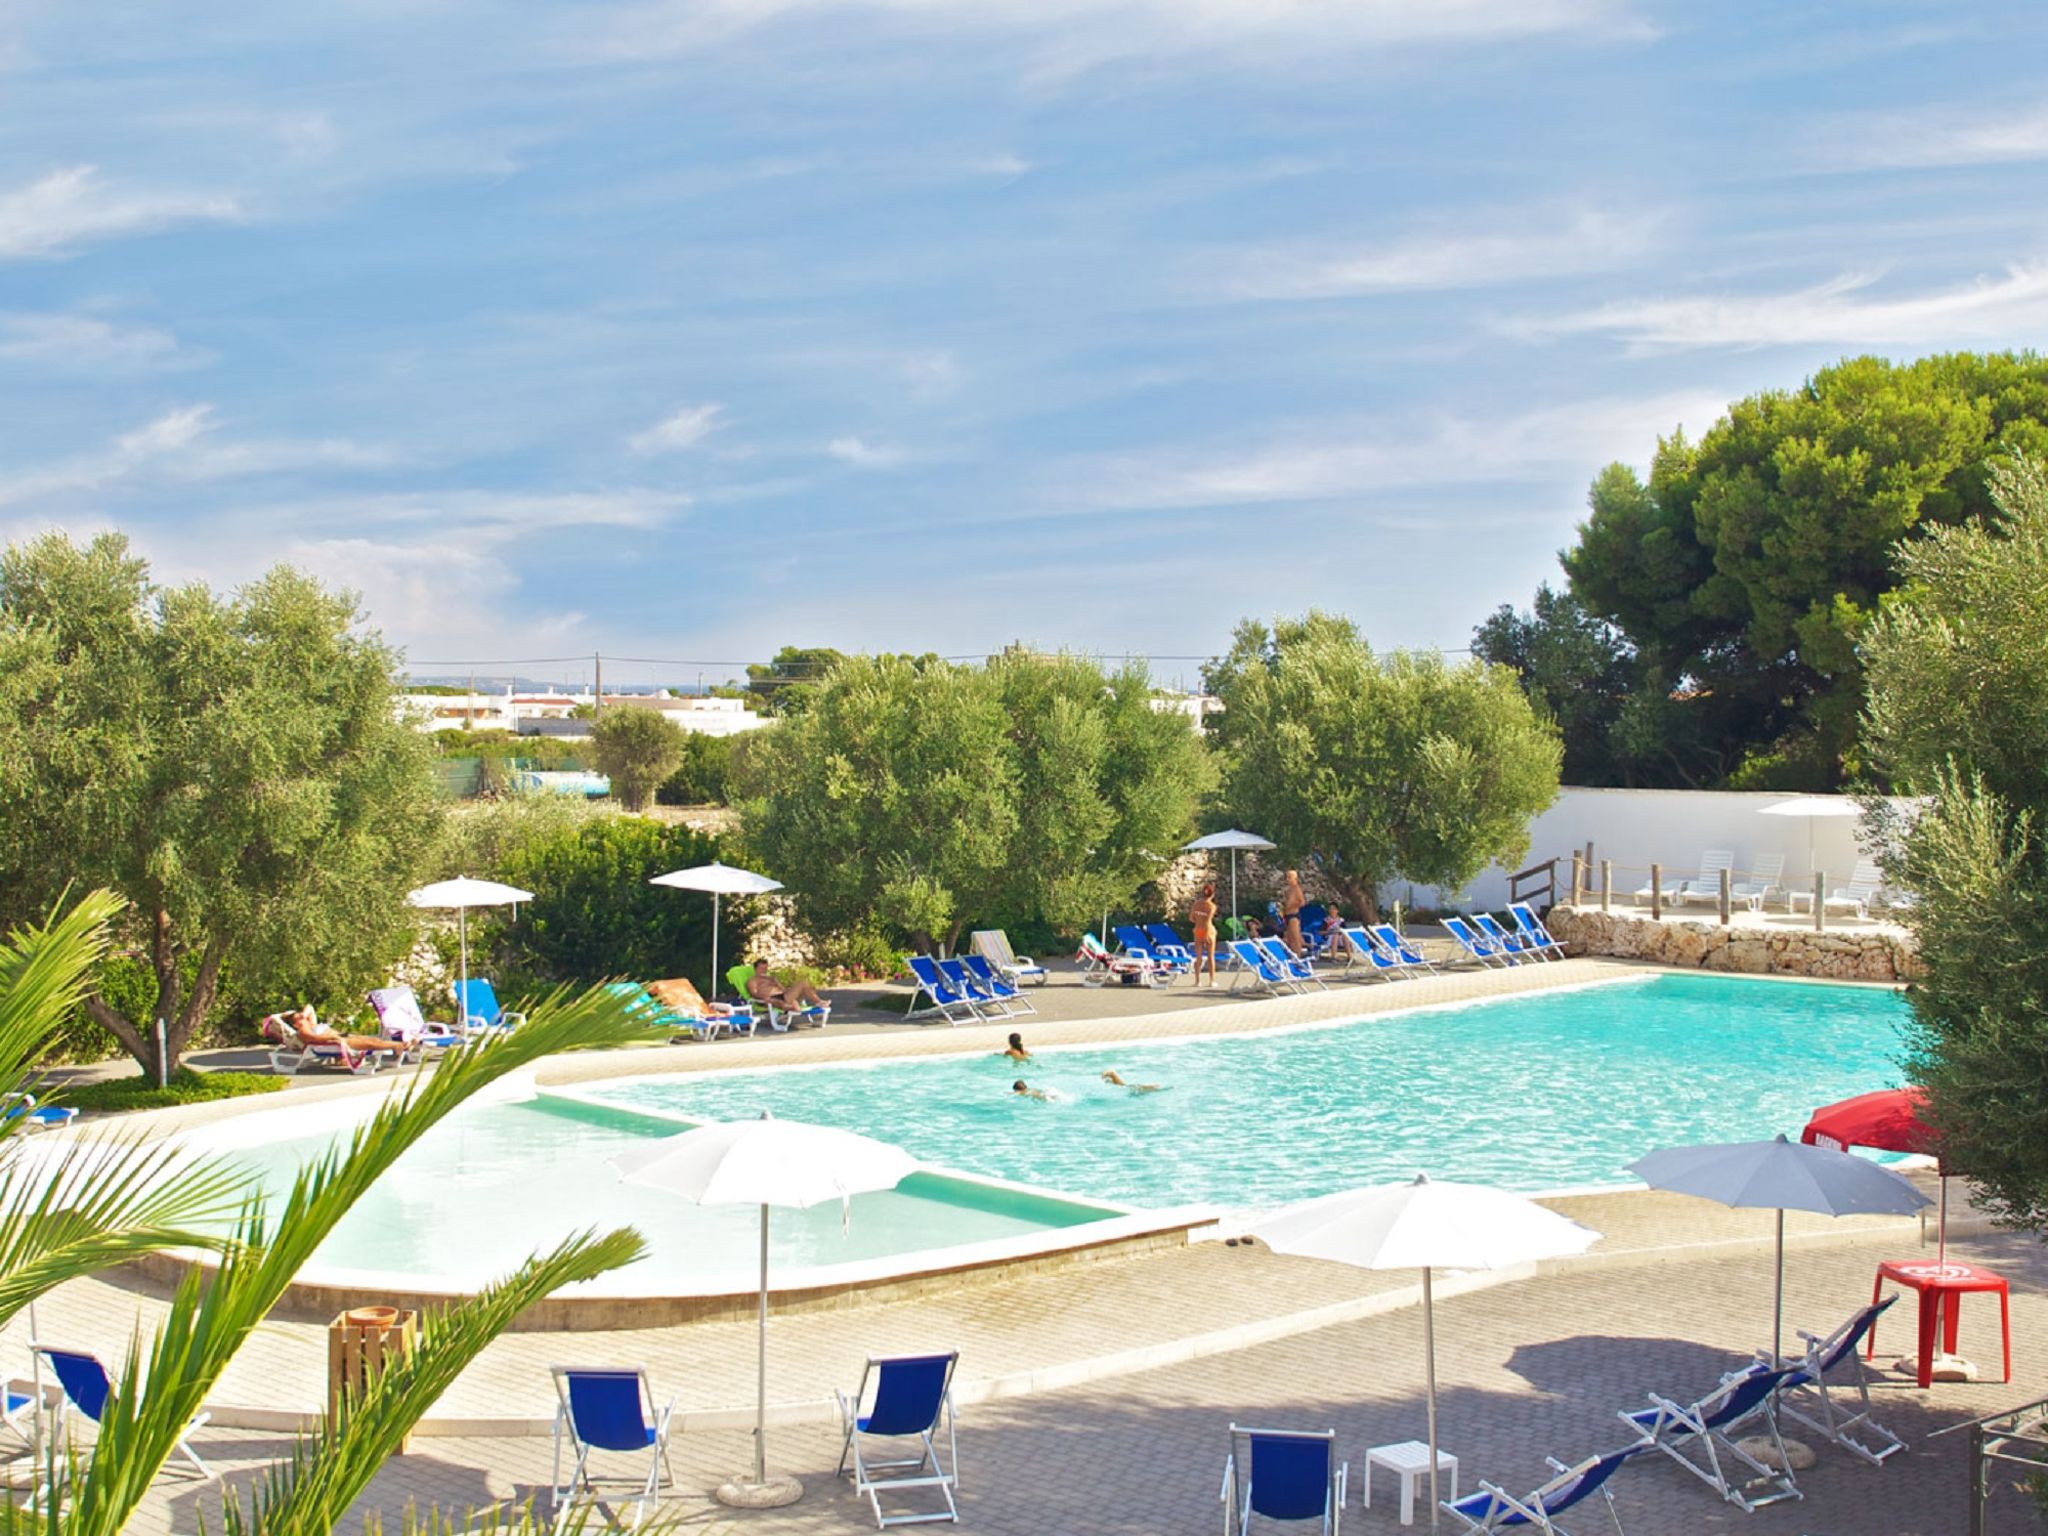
[400,686,769,739]
[1150,691,1222,730]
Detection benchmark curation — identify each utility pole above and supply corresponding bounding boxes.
[593,651,603,718]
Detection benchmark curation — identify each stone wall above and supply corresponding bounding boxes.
[1545,905,1921,982]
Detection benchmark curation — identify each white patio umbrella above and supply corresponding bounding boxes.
[1247,1175,1600,1527]
[612,1113,918,1505]
[406,877,533,1021]
[1183,829,1276,920]
[1629,1134,1929,1363]
[649,862,783,998]
[1758,796,1863,886]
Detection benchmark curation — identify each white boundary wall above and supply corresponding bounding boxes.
[1403,787,1904,913]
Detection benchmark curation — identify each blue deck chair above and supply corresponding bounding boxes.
[1144,923,1198,969]
[1618,1361,1805,1511]
[904,955,986,1024]
[1222,1424,1346,1535]
[550,1366,676,1531]
[836,1352,961,1528]
[1507,903,1567,959]
[453,977,526,1033]
[1368,924,1438,974]
[1443,1449,1635,1534]
[939,956,1023,1020]
[3,1092,77,1132]
[1772,1296,1906,1465]
[1475,913,1547,963]
[1257,937,1325,990]
[1226,939,1297,995]
[960,954,1035,1017]
[1442,915,1517,968]
[1114,924,1187,975]
[1337,927,1405,981]
[35,1346,212,1502]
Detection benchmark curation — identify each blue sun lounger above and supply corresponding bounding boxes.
[1145,922,1198,968]
[1772,1296,1906,1465]
[35,1346,212,1505]
[939,956,1024,1019]
[1222,1424,1346,1536]
[1258,936,1325,990]
[1115,924,1188,974]
[1618,1361,1806,1511]
[1369,924,1437,974]
[904,954,986,1024]
[454,976,527,1033]
[1443,1448,1636,1534]
[1508,902,1567,959]
[960,953,1035,1017]
[1227,939,1299,995]
[1475,912,1548,963]
[837,1352,961,1528]
[1337,926,1405,981]
[550,1366,677,1532]
[1442,915,1518,968]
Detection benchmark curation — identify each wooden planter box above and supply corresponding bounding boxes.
[328,1306,419,1452]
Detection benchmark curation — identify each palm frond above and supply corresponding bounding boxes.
[0,889,124,1092]
[214,1228,648,1536]
[48,983,652,1536]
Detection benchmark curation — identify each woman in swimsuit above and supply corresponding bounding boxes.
[1001,1032,1031,1062]
[1189,882,1219,987]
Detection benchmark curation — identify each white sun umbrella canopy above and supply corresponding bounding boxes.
[1628,1134,1928,1362]
[406,877,533,1023]
[1248,1175,1600,1527]
[649,862,784,1000]
[1182,829,1276,920]
[1758,795,1864,885]
[612,1113,918,1503]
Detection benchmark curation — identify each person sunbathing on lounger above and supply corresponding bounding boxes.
[1101,1069,1163,1094]
[1012,1079,1049,1101]
[745,961,827,1013]
[1000,1032,1031,1062]
[263,1006,397,1058]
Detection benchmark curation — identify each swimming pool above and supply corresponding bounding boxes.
[589,973,1912,1209]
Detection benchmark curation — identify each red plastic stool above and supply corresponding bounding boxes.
[1867,1260,2011,1389]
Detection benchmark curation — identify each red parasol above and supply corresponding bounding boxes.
[1802,1086,1950,1262]
[1801,1087,1934,1158]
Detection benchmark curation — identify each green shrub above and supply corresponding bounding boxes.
[816,926,902,982]
[656,731,734,806]
[63,1068,286,1114]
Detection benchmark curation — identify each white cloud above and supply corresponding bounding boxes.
[0,311,191,372]
[313,488,684,534]
[0,166,241,261]
[1073,387,1731,511]
[827,435,907,468]
[597,0,1647,68]
[0,405,393,508]
[1203,207,1666,300]
[974,154,1032,178]
[628,401,725,455]
[1815,100,2048,170]
[1506,263,2048,352]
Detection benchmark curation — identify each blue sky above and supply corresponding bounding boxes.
[4,1,2046,689]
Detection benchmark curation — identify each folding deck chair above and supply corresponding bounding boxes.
[1337,926,1405,981]
[1474,912,1548,963]
[34,1346,212,1506]
[1257,937,1325,989]
[1222,1424,1346,1535]
[938,956,1024,1020]
[837,1352,961,1527]
[550,1366,676,1531]
[1227,939,1299,995]
[960,953,1035,1016]
[1617,1361,1805,1511]
[1442,915,1518,968]
[1772,1296,1907,1465]
[1507,903,1566,959]
[1443,1448,1635,1534]
[904,955,987,1022]
[1369,924,1438,974]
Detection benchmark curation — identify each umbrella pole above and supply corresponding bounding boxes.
[712,893,722,1001]
[1937,1173,1947,1267]
[756,1202,769,1485]
[1423,1266,1440,1528]
[458,905,469,1027]
[1230,849,1238,922]
[1773,1208,1785,1363]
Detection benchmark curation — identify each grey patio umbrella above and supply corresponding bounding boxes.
[649,862,783,998]
[1183,829,1276,920]
[1629,1134,1929,1362]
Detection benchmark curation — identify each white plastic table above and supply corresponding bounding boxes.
[1363,1440,1459,1526]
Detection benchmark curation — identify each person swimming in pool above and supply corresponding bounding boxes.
[1012,1079,1049,1101]
[1000,1032,1031,1062]
[1101,1069,1163,1094]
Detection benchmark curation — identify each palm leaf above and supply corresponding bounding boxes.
[44,983,652,1536]
[212,1228,649,1536]
[0,889,124,1088]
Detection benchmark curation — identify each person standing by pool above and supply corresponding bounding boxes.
[1001,1032,1031,1062]
[1281,869,1306,955]
[1189,882,1219,987]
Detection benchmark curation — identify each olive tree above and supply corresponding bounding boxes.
[1862,453,2048,1233]
[589,706,687,811]
[0,533,443,1077]
[1205,612,1561,922]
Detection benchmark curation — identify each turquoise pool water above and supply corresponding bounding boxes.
[594,974,1912,1209]
[233,1096,1115,1289]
